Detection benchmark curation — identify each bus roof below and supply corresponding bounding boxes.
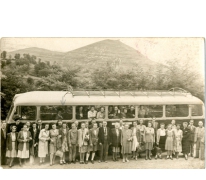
[12,91,204,106]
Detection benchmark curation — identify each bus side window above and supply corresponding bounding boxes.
[108,105,135,119]
[191,104,203,116]
[17,106,37,120]
[40,106,72,120]
[166,105,189,117]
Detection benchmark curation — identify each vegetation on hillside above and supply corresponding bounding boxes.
[1,50,204,120]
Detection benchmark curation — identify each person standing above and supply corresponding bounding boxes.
[49,123,59,166]
[156,123,166,159]
[29,122,40,165]
[174,124,182,159]
[68,123,78,164]
[17,124,32,166]
[78,123,89,164]
[6,125,18,168]
[121,123,132,163]
[37,119,43,131]
[188,119,196,157]
[165,124,175,160]
[194,121,205,160]
[38,124,50,165]
[89,123,99,163]
[98,121,111,163]
[111,122,121,161]
[144,121,155,160]
[137,119,146,158]
[182,122,191,160]
[131,121,140,160]
[59,123,69,164]
[1,120,7,165]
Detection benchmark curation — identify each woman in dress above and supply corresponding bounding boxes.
[49,123,59,166]
[59,122,69,164]
[121,123,132,163]
[144,121,155,160]
[174,124,182,159]
[137,119,146,158]
[6,125,18,168]
[165,124,175,160]
[182,122,191,160]
[38,123,50,165]
[111,122,121,161]
[89,123,99,164]
[156,123,166,159]
[78,123,89,164]
[17,124,32,166]
[131,121,140,160]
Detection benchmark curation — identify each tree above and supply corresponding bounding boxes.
[27,77,34,85]
[1,51,7,59]
[14,53,20,59]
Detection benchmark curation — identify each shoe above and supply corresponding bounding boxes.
[135,157,138,161]
[166,156,169,159]
[85,161,88,164]
[149,157,152,160]
[123,159,125,163]
[155,156,157,160]
[99,160,101,163]
[159,156,162,159]
[91,160,94,164]
[170,156,173,160]
[60,161,63,165]
[126,158,129,162]
[63,161,67,164]
[145,157,148,160]
[185,155,188,160]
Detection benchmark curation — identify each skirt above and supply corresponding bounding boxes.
[38,141,48,158]
[79,145,88,153]
[131,136,139,151]
[174,138,182,153]
[165,137,174,151]
[88,144,98,152]
[159,136,166,151]
[113,147,120,152]
[6,142,17,158]
[121,142,132,154]
[17,143,29,158]
[145,142,153,150]
[62,140,69,152]
[50,144,57,154]
[182,139,190,154]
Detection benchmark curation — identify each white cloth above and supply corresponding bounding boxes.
[160,129,166,136]
[17,131,29,158]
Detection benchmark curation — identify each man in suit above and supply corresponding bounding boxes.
[1,120,7,165]
[194,121,205,159]
[37,119,43,131]
[188,119,196,157]
[98,121,111,163]
[29,122,40,165]
[127,106,135,118]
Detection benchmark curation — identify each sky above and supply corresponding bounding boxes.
[1,37,204,77]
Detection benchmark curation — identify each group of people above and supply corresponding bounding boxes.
[1,118,205,168]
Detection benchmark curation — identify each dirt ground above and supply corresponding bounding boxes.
[1,153,205,169]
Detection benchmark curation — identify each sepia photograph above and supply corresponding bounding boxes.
[0,37,205,169]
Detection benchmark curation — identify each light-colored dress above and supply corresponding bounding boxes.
[49,129,59,154]
[121,129,132,154]
[6,133,17,158]
[61,129,69,152]
[131,127,139,151]
[174,129,182,153]
[17,131,29,158]
[38,129,49,158]
[165,130,174,151]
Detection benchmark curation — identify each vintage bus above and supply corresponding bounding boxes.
[5,88,205,127]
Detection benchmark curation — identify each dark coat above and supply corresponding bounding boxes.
[8,123,23,133]
[187,125,196,142]
[1,128,7,165]
[110,128,121,147]
[89,128,99,145]
[127,109,135,118]
[6,132,18,151]
[59,128,69,147]
[182,127,191,154]
[30,128,40,147]
[98,127,111,144]
[17,131,32,151]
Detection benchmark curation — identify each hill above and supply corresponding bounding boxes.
[8,47,64,63]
